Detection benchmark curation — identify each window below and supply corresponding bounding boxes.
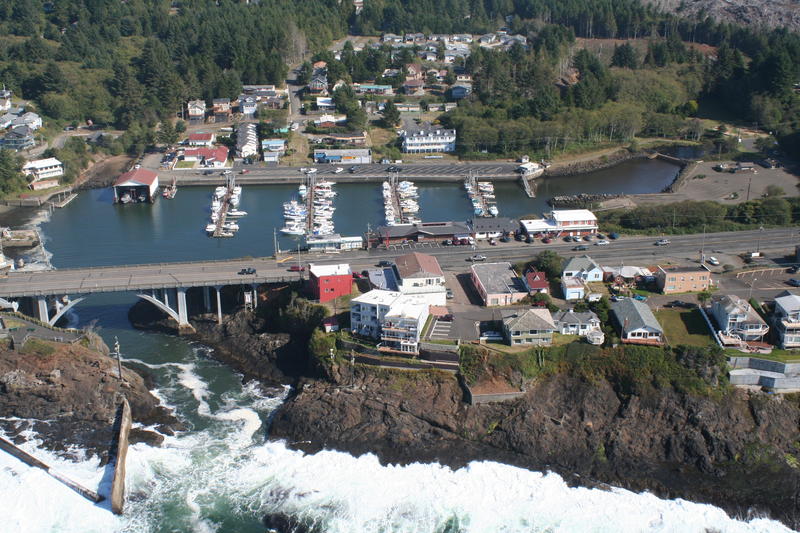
[514,339,521,344]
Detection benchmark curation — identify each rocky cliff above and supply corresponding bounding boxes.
[0,333,178,458]
[271,363,800,528]
[646,0,800,32]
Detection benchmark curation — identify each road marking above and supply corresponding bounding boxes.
[276,256,294,264]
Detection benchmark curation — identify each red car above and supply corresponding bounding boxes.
[542,238,552,244]
[288,265,305,272]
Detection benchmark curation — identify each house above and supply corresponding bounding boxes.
[187,133,215,147]
[552,309,601,336]
[405,63,424,81]
[183,146,229,168]
[0,126,35,151]
[353,83,394,95]
[395,103,421,113]
[321,131,367,146]
[187,99,206,123]
[452,34,473,43]
[562,255,604,282]
[381,68,401,79]
[0,86,11,112]
[418,51,438,62]
[501,308,555,346]
[400,128,456,153]
[238,94,258,117]
[313,114,347,128]
[382,33,403,43]
[22,157,63,182]
[710,294,769,342]
[350,289,430,354]
[313,148,372,165]
[236,123,258,159]
[450,83,472,99]
[393,251,446,305]
[611,299,664,345]
[524,269,549,295]
[402,79,426,96]
[478,33,498,45]
[561,277,586,301]
[261,139,286,153]
[212,98,231,122]
[112,168,159,203]
[261,96,284,110]
[470,262,528,307]
[371,220,472,246]
[322,317,340,333]
[0,112,16,129]
[316,97,336,111]
[551,210,599,236]
[773,291,800,348]
[470,217,519,240]
[263,151,280,164]
[308,71,329,95]
[656,265,711,294]
[308,263,352,303]
[405,33,426,43]
[11,112,42,131]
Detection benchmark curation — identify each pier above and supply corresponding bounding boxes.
[49,191,78,208]
[209,175,240,238]
[464,174,499,217]
[519,174,536,198]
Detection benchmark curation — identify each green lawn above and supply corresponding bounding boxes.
[175,160,195,169]
[656,308,715,347]
[725,349,800,363]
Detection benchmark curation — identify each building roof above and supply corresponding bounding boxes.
[611,299,662,333]
[352,289,402,306]
[113,168,158,187]
[309,263,351,277]
[563,255,601,274]
[525,269,548,289]
[552,309,599,326]
[658,265,710,274]
[188,133,214,142]
[501,308,555,331]
[313,149,371,157]
[551,209,598,223]
[775,291,800,313]
[23,157,62,171]
[712,294,765,325]
[604,265,652,279]
[471,262,526,295]
[471,217,519,233]
[376,220,471,239]
[520,218,557,233]
[184,146,229,162]
[394,252,444,279]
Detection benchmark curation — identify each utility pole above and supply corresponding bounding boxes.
[273,227,279,258]
[700,223,706,264]
[672,207,676,230]
[746,175,752,202]
[113,336,123,381]
[756,225,764,254]
[748,278,758,301]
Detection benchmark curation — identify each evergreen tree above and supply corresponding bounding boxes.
[381,101,401,127]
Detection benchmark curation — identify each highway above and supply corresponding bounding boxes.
[1,227,796,299]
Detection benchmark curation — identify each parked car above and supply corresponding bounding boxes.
[788,265,800,274]
[788,278,800,287]
[596,234,606,240]
[500,236,510,243]
[609,232,620,240]
[287,265,305,272]
[489,238,497,246]
[706,256,720,266]
[595,240,610,246]
[525,235,533,244]
[446,288,454,299]
[633,294,647,301]
[377,260,393,267]
[563,236,573,242]
[666,300,693,308]
[470,254,487,262]
[583,235,593,241]
[380,158,391,164]
[573,244,589,251]
[542,238,552,244]
[352,272,363,279]
[610,295,627,302]
[655,239,671,246]
[238,267,256,275]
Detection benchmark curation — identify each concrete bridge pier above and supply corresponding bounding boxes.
[36,296,49,323]
[202,286,212,313]
[136,288,195,335]
[214,286,222,325]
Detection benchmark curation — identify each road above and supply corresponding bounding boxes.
[3,227,798,299]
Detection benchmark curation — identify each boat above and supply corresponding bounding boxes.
[222,223,239,231]
[119,193,132,204]
[280,225,306,235]
[488,205,499,216]
[298,184,308,198]
[205,224,217,233]
[217,231,235,238]
[228,209,248,217]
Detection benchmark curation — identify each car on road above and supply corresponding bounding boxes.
[306,168,317,174]
[595,240,610,245]
[655,239,671,246]
[480,331,504,341]
[348,166,358,173]
[469,254,487,262]
[788,278,800,287]
[288,265,305,272]
[332,167,344,174]
[706,256,720,266]
[542,237,552,244]
[238,267,256,275]
[377,260,393,267]
[573,244,589,251]
[290,122,300,131]
[386,166,402,173]
[299,167,308,173]
[446,288,454,299]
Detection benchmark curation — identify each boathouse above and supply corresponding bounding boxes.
[112,168,159,204]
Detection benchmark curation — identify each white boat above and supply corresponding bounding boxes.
[280,225,306,235]
[205,224,217,232]
[298,184,308,197]
[217,231,235,238]
[488,205,499,216]
[228,209,248,217]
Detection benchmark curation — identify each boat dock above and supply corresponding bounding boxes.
[307,177,336,236]
[207,174,242,238]
[464,175,499,217]
[519,174,536,198]
[49,191,77,208]
[383,177,420,225]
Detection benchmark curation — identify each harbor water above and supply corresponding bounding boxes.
[1,159,790,531]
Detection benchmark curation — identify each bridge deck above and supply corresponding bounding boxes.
[0,258,300,297]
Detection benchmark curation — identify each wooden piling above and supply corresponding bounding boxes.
[110,397,132,515]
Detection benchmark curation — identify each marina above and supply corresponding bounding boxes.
[206,174,245,238]
[464,174,499,217]
[281,176,338,237]
[382,178,421,226]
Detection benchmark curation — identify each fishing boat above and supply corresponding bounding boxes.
[205,223,217,233]
[227,209,248,217]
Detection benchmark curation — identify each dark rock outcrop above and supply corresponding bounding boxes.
[0,334,179,458]
[271,364,800,529]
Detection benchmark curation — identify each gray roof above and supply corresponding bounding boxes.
[611,299,662,333]
[563,255,600,274]
[552,309,599,327]
[375,220,470,239]
[470,217,519,233]
[502,308,555,331]
[471,262,527,295]
[775,291,800,313]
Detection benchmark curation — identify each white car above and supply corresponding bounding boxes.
[595,240,610,246]
[706,256,720,266]
[306,168,318,174]
[299,167,308,173]
[333,167,344,174]
[290,122,300,131]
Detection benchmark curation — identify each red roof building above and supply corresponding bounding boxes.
[309,263,352,303]
[187,133,215,146]
[112,168,159,203]
[524,269,549,294]
[183,146,229,167]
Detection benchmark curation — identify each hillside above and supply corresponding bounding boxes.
[647,0,800,32]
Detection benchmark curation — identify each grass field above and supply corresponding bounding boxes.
[656,308,715,347]
[284,133,310,166]
[175,160,195,169]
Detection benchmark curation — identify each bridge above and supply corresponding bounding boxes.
[0,257,303,332]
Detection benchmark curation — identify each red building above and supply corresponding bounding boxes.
[309,263,352,302]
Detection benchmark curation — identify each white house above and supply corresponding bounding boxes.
[316,97,336,111]
[562,255,604,282]
[349,289,430,354]
[22,157,63,182]
[561,277,586,301]
[711,294,769,342]
[236,123,258,158]
[238,94,258,117]
[521,209,599,237]
[11,112,42,131]
[611,299,664,345]
[392,251,446,306]
[187,133,215,147]
[401,128,456,153]
[773,291,800,348]
[0,87,12,112]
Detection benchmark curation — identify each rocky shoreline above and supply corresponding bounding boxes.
[0,332,180,460]
[130,303,800,529]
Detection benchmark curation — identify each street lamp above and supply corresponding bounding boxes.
[748,277,758,301]
[756,225,764,254]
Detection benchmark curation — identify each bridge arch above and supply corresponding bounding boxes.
[48,295,87,327]
[135,293,181,324]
